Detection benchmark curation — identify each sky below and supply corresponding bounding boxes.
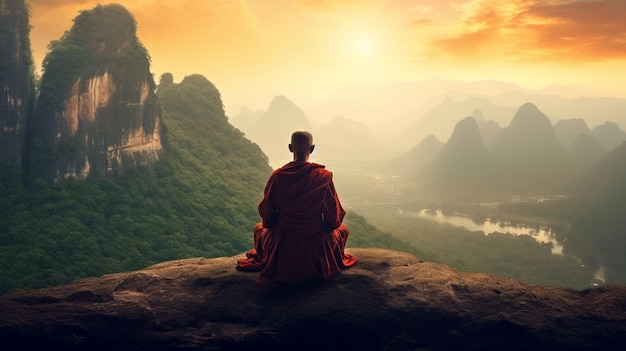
[27,0,626,116]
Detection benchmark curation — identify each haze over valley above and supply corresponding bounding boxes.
[2,1,626,295]
[228,89,626,288]
[230,89,626,202]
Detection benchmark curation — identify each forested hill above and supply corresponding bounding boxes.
[26,4,163,182]
[0,70,271,294]
[155,72,271,247]
[0,70,414,295]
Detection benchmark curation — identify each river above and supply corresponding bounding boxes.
[411,209,564,255]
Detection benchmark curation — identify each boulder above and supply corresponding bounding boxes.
[1,248,624,350]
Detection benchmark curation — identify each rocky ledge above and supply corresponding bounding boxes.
[1,248,625,350]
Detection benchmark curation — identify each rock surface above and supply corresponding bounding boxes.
[26,4,163,181]
[0,0,35,164]
[1,248,625,350]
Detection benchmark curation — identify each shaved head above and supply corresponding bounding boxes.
[291,130,313,146]
[289,130,315,161]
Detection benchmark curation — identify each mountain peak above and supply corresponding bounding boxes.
[446,116,483,149]
[508,102,553,132]
[387,134,443,176]
[491,103,573,191]
[266,95,305,118]
[70,4,137,53]
[26,3,162,181]
[592,121,626,151]
[424,116,497,199]
[248,95,311,165]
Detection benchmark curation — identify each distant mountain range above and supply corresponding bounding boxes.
[268,79,626,151]
[404,102,626,199]
[3,1,626,289]
[233,91,626,282]
[393,93,626,153]
[232,94,626,200]
[231,96,390,170]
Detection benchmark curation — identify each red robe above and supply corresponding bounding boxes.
[236,161,358,284]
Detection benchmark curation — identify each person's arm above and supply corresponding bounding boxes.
[258,172,278,228]
[322,174,346,229]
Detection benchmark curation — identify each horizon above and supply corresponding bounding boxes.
[4,0,626,295]
[28,1,626,115]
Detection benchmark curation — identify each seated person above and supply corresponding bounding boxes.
[236,130,358,284]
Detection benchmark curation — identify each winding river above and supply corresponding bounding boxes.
[412,209,564,255]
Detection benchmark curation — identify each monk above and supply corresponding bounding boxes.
[236,130,358,284]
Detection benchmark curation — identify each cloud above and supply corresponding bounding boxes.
[523,0,626,60]
[430,0,626,63]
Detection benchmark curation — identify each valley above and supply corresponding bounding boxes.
[332,170,600,289]
[2,1,625,296]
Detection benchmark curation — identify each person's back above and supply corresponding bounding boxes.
[236,131,357,284]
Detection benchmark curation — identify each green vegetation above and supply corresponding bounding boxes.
[2,1,623,297]
[2,73,271,294]
[39,4,152,113]
[0,73,416,295]
[562,187,626,285]
[351,203,596,290]
[491,189,626,285]
[27,4,159,181]
[343,211,420,257]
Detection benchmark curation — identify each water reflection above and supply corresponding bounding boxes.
[412,209,564,255]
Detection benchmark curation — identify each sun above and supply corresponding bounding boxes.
[341,31,381,70]
[328,25,389,80]
[353,36,374,56]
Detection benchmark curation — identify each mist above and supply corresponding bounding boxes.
[227,78,626,202]
[15,0,626,291]
[225,78,626,288]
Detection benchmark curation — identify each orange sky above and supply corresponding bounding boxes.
[27,0,626,114]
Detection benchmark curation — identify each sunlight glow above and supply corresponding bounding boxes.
[353,36,374,56]
[343,29,380,64]
[26,0,626,111]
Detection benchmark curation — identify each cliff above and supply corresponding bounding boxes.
[25,4,162,181]
[1,248,624,351]
[0,0,35,164]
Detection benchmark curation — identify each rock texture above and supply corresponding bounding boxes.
[0,0,35,164]
[1,248,625,351]
[26,4,162,181]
